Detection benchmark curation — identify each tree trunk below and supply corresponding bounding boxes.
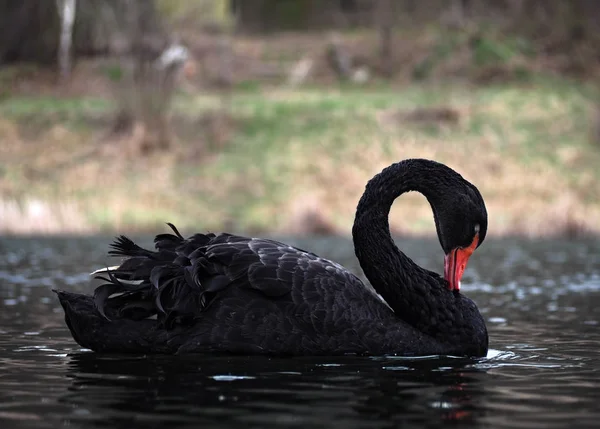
[57,0,76,82]
[376,0,394,77]
[0,0,60,64]
[0,0,163,64]
[108,0,181,154]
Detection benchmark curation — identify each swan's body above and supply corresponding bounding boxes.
[57,159,489,357]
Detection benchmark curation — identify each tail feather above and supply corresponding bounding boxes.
[90,265,121,276]
[109,235,154,258]
[92,225,210,329]
[93,283,123,320]
[153,222,186,250]
[54,290,175,353]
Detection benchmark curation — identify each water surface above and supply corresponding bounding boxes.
[0,235,599,428]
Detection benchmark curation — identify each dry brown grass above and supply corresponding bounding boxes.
[1,80,599,237]
[276,127,594,238]
[0,198,91,234]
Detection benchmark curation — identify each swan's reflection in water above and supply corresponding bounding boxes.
[60,353,488,428]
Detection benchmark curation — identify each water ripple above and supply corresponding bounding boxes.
[0,236,599,428]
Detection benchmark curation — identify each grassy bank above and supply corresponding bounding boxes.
[1,78,599,237]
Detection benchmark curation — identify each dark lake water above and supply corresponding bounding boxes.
[0,235,599,428]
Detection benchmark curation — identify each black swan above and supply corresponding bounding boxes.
[56,158,489,357]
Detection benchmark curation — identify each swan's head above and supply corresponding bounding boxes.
[434,180,488,292]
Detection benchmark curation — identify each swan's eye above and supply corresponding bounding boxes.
[474,224,480,235]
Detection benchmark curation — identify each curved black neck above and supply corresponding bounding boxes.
[352,159,489,355]
[352,159,454,322]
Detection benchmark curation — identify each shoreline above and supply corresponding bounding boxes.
[1,83,599,239]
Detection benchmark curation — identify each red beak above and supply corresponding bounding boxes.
[443,234,479,292]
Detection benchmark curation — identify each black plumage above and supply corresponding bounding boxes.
[56,159,489,357]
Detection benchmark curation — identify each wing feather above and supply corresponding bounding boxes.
[92,227,379,335]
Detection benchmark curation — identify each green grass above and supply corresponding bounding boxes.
[0,96,109,116]
[1,79,599,236]
[0,96,111,134]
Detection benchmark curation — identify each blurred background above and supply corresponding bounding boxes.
[0,0,599,238]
